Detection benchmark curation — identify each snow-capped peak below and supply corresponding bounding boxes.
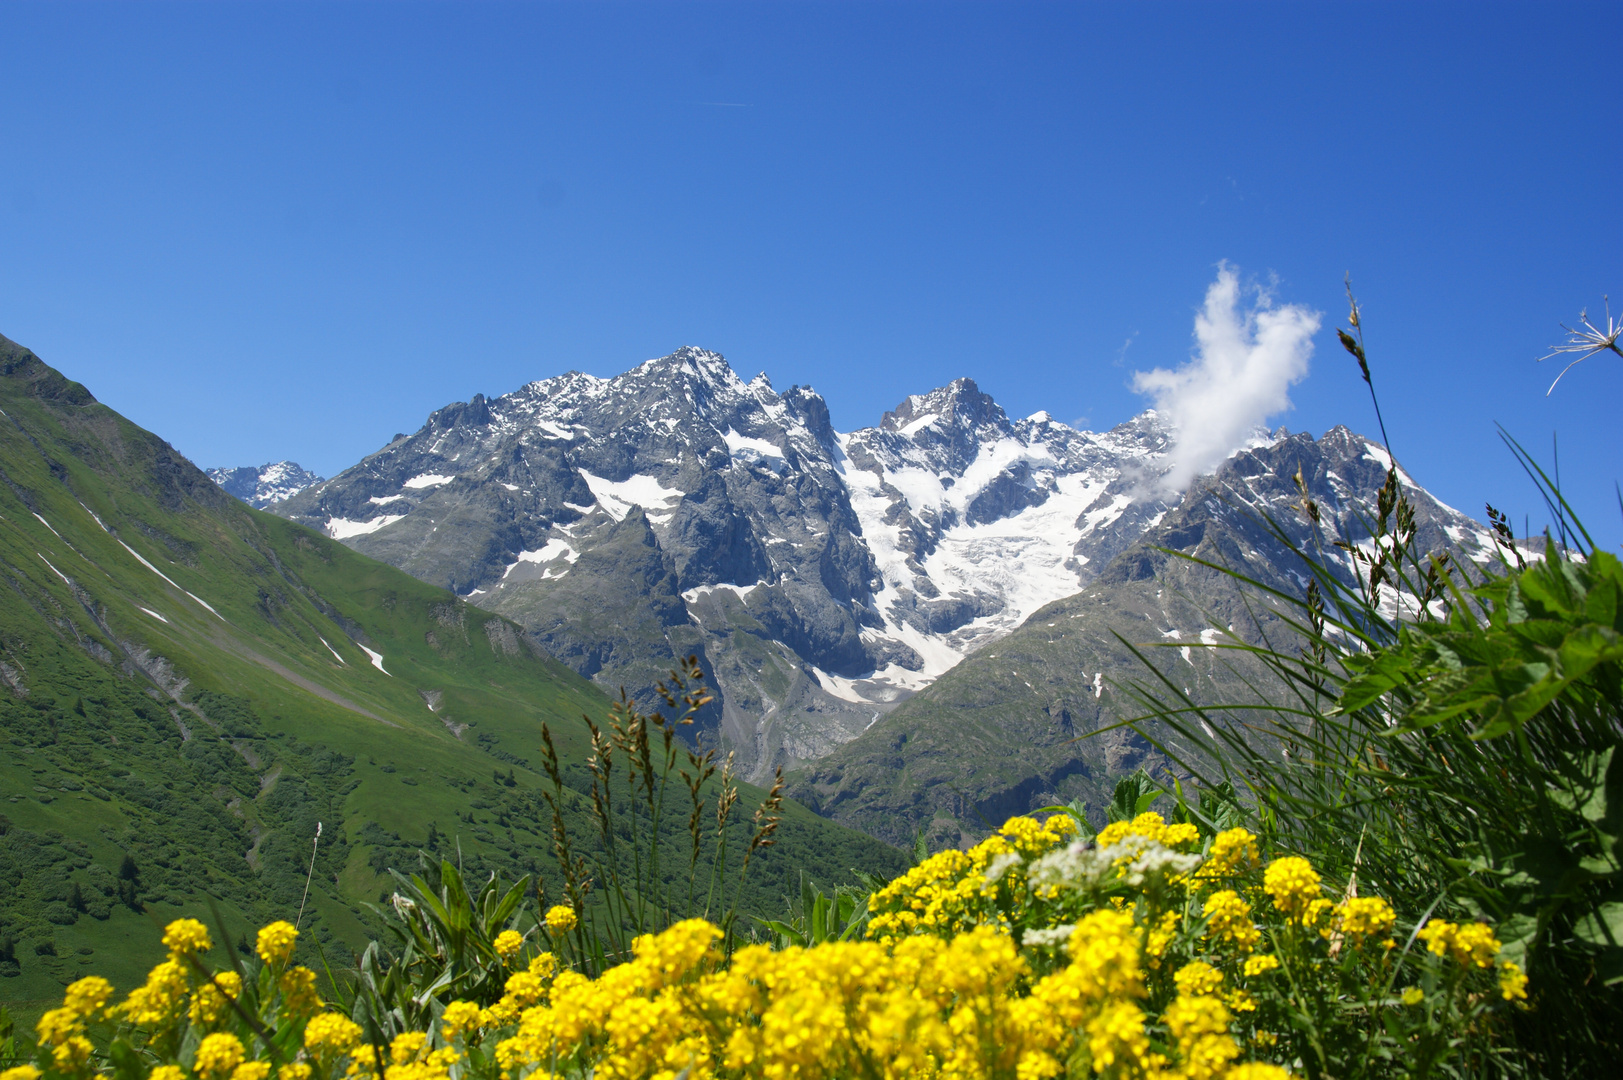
[208,461,324,509]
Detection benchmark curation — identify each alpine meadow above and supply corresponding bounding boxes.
[1,4,1619,1080]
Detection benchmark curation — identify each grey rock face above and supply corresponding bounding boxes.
[274,348,1500,789]
[273,349,1192,779]
[786,425,1507,846]
[208,462,324,508]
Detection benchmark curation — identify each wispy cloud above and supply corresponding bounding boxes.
[1112,331,1138,367]
[1132,264,1319,497]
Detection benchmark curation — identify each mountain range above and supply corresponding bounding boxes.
[269,348,1186,781]
[259,346,1505,796]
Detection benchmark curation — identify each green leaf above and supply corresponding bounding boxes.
[1574,901,1623,949]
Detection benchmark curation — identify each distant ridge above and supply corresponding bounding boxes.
[208,461,323,508]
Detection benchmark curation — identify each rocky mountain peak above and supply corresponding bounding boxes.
[270,347,1488,783]
[881,378,1012,438]
[208,461,324,509]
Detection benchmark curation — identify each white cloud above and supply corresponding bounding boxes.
[1132,265,1319,496]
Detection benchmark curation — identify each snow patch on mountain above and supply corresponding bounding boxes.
[579,471,684,523]
[328,515,404,539]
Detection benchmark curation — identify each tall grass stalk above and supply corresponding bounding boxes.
[1103,294,1622,1074]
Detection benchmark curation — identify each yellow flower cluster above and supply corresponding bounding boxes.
[194,1032,245,1079]
[116,957,191,1027]
[1417,918,1525,999]
[256,921,299,967]
[27,817,1528,1080]
[1096,811,1200,851]
[1417,919,1500,967]
[162,918,213,957]
[469,898,1290,1080]
[1202,890,1260,952]
[1331,897,1395,945]
[189,971,243,1026]
[1498,962,1529,1002]
[1261,858,1331,927]
[304,1013,363,1062]
[1200,828,1262,879]
[34,975,113,1072]
[869,814,1077,939]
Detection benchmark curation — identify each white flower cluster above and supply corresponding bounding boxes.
[1022,924,1076,947]
[1027,839,1202,892]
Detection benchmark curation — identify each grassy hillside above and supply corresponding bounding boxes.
[0,333,902,1017]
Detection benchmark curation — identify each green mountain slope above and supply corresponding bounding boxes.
[0,334,902,1015]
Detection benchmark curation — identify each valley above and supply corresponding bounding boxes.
[0,333,902,1013]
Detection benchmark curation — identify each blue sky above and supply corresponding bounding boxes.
[1,1,1618,547]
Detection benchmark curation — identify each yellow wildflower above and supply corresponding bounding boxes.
[1418,920,1502,968]
[195,1033,246,1079]
[279,966,322,1018]
[0,1068,43,1080]
[1097,811,1172,847]
[1164,822,1202,848]
[278,1067,312,1080]
[545,904,578,932]
[63,976,115,1018]
[305,1013,363,1060]
[494,929,524,959]
[1203,890,1261,951]
[503,971,547,1008]
[117,958,190,1026]
[1165,994,1239,1080]
[190,971,244,1026]
[1174,960,1224,997]
[528,951,558,980]
[1068,908,1145,1001]
[1225,988,1257,1013]
[1262,857,1323,925]
[390,1032,428,1064]
[256,921,298,967]
[231,1064,271,1080]
[36,1006,84,1048]
[51,1035,95,1071]
[1402,987,1425,1006]
[1242,954,1281,977]
[1499,961,1529,1001]
[1146,910,1180,967]
[150,1068,184,1080]
[631,918,719,989]
[1085,1000,1151,1073]
[1451,922,1502,967]
[1201,828,1261,879]
[442,1000,483,1040]
[1333,896,1396,944]
[1418,920,1456,957]
[162,918,213,958]
[1227,1066,1292,1080]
